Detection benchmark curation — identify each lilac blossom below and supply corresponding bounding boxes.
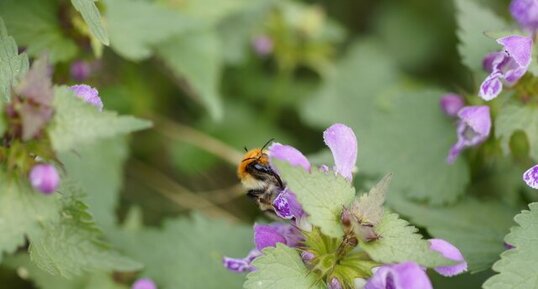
[439,93,465,117]
[252,35,274,56]
[523,164,538,189]
[29,164,60,195]
[364,262,433,289]
[479,35,533,101]
[510,0,538,32]
[429,239,468,276]
[447,106,491,164]
[132,278,157,289]
[69,84,104,111]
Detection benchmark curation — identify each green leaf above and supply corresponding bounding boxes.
[71,0,109,45]
[59,137,129,228]
[244,243,324,289]
[0,0,78,63]
[274,160,356,238]
[104,0,196,60]
[157,30,223,120]
[29,181,141,278]
[0,17,29,101]
[359,213,453,268]
[301,40,469,205]
[0,174,60,262]
[48,86,152,152]
[109,214,252,289]
[496,104,538,161]
[389,194,517,272]
[455,0,507,72]
[483,203,538,289]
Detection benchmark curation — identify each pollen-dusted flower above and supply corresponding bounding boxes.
[510,0,538,32]
[479,35,533,101]
[364,262,433,289]
[132,278,157,289]
[439,93,464,117]
[252,35,274,56]
[523,164,538,189]
[29,164,60,195]
[429,239,467,276]
[447,106,491,164]
[69,84,104,111]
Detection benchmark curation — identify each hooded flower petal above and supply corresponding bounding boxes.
[132,278,157,289]
[440,93,465,117]
[29,164,60,195]
[323,123,358,181]
[69,84,104,111]
[510,0,538,31]
[523,164,538,189]
[447,106,491,164]
[268,143,311,171]
[497,35,533,68]
[365,262,433,289]
[429,239,468,276]
[254,224,287,251]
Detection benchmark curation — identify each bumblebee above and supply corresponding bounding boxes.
[237,140,284,212]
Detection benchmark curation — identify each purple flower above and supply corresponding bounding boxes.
[132,278,157,289]
[510,0,538,32]
[479,35,533,101]
[223,249,261,273]
[439,93,465,117]
[365,262,433,289]
[252,35,273,56]
[70,60,92,82]
[329,278,343,289]
[323,124,358,181]
[69,84,104,111]
[254,223,302,250]
[29,164,60,194]
[523,164,538,189]
[301,251,315,263]
[447,106,491,164]
[429,239,467,277]
[269,143,311,171]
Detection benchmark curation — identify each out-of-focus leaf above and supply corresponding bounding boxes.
[161,0,251,25]
[104,0,196,60]
[48,86,151,152]
[302,41,469,205]
[0,18,28,101]
[110,214,252,289]
[29,181,141,278]
[496,104,538,161]
[0,173,60,262]
[71,0,109,45]
[157,30,223,120]
[483,203,538,289]
[274,160,355,238]
[6,254,128,289]
[244,244,324,289]
[455,0,506,73]
[59,137,129,228]
[360,213,453,268]
[389,193,517,272]
[0,0,78,63]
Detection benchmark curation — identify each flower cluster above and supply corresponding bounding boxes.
[224,124,467,288]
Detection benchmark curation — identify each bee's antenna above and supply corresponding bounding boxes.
[261,138,275,151]
[243,146,248,152]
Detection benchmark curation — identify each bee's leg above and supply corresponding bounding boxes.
[246,189,264,199]
[246,189,274,212]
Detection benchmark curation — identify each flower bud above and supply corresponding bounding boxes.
[439,93,464,117]
[69,84,104,111]
[70,60,91,82]
[29,164,60,194]
[510,0,538,32]
[132,278,157,289]
[328,277,343,289]
[252,35,273,57]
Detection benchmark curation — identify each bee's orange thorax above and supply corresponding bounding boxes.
[237,148,270,180]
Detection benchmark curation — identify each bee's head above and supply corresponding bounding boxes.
[237,139,274,179]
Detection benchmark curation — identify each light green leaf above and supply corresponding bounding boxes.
[109,214,252,289]
[0,174,60,262]
[0,0,78,63]
[0,17,29,101]
[104,0,196,60]
[455,0,507,72]
[351,173,392,226]
[274,160,356,238]
[483,203,538,289]
[49,86,152,152]
[244,243,324,289]
[59,137,129,229]
[496,104,538,161]
[301,40,469,205]
[169,0,252,25]
[71,0,109,45]
[157,30,223,120]
[29,182,141,278]
[389,194,517,272]
[359,213,453,268]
